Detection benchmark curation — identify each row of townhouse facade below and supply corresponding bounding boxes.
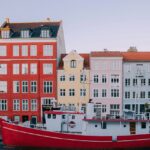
[0,19,150,123]
[58,50,150,119]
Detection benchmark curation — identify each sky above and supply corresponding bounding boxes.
[1,0,150,53]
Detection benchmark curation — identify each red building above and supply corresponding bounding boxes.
[0,18,66,123]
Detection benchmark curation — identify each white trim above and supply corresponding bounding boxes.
[0,39,57,43]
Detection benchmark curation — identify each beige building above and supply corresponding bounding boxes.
[57,50,90,111]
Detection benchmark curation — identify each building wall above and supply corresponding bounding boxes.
[90,57,123,117]
[57,51,90,110]
[123,62,150,114]
[0,40,58,122]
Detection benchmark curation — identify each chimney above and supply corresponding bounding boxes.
[5,18,10,23]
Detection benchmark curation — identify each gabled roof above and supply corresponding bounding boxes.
[1,21,61,38]
[91,51,122,57]
[58,53,90,69]
[122,52,150,62]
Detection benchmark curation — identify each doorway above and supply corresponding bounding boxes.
[22,115,29,122]
[130,122,136,134]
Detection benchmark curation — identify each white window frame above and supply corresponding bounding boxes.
[43,45,53,56]
[31,81,37,93]
[31,99,37,111]
[43,64,53,74]
[0,81,7,93]
[30,45,37,56]
[22,45,28,56]
[43,81,52,93]
[22,99,28,111]
[0,46,7,56]
[22,64,28,74]
[13,64,20,74]
[13,45,19,56]
[30,63,37,74]
[13,81,20,93]
[22,81,28,93]
[13,99,20,111]
[0,99,7,111]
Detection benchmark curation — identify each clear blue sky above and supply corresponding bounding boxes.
[1,0,150,53]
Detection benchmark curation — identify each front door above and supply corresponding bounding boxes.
[22,115,29,122]
[130,122,136,134]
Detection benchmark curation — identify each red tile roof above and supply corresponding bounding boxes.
[58,53,90,69]
[91,51,122,57]
[122,52,150,61]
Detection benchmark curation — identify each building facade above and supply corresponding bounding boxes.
[0,19,65,123]
[90,51,123,117]
[57,50,90,111]
[123,52,150,115]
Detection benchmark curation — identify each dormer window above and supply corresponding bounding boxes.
[1,30,10,39]
[41,29,50,38]
[70,60,76,68]
[21,30,30,38]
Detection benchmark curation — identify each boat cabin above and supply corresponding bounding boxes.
[45,111,84,133]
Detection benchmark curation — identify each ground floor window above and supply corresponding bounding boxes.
[0,99,7,111]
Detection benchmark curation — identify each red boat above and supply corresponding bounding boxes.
[1,119,150,149]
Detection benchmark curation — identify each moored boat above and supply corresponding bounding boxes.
[1,102,150,149]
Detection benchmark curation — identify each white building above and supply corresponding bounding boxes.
[123,52,150,115]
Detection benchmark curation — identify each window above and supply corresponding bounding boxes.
[31,81,37,93]
[60,89,66,96]
[13,45,19,56]
[1,30,9,38]
[13,64,19,74]
[93,75,99,83]
[141,79,146,86]
[53,114,56,119]
[13,99,20,111]
[0,64,7,74]
[140,91,145,99]
[70,60,76,68]
[101,122,107,129]
[60,75,65,81]
[133,79,137,86]
[30,63,37,74]
[31,99,37,111]
[43,64,53,74]
[41,30,50,38]
[110,104,120,110]
[111,89,119,97]
[0,81,7,93]
[0,99,7,111]
[30,45,37,56]
[22,64,28,74]
[102,105,106,113]
[14,116,20,122]
[22,81,28,93]
[72,115,75,119]
[21,30,29,38]
[93,89,98,97]
[69,75,75,81]
[0,46,7,56]
[22,45,28,56]
[111,74,119,83]
[125,78,130,86]
[48,114,51,119]
[148,91,150,98]
[43,45,53,56]
[80,74,86,82]
[42,98,52,105]
[80,89,86,96]
[102,74,107,83]
[69,89,75,96]
[133,92,136,99]
[125,91,130,99]
[102,89,107,97]
[22,99,28,111]
[44,81,52,93]
[141,122,146,129]
[13,81,20,93]
[62,115,65,119]
[125,104,130,110]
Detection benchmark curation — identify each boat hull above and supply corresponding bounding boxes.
[1,121,150,149]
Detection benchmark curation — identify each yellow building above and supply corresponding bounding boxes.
[57,50,90,111]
